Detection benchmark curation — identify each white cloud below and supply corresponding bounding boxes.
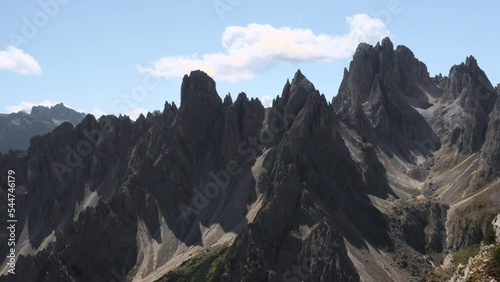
[90,107,107,119]
[6,100,57,113]
[138,14,390,83]
[123,107,149,120]
[261,95,273,108]
[0,46,42,75]
[91,107,150,121]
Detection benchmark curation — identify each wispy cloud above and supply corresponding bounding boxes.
[124,107,149,120]
[261,95,273,108]
[90,107,107,119]
[6,100,57,113]
[138,14,390,83]
[89,107,149,121]
[0,46,42,75]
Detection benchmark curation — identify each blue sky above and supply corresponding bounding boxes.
[0,0,499,118]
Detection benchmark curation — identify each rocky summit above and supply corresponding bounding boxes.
[0,103,85,153]
[1,38,499,282]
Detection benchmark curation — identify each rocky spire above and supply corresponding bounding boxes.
[176,70,223,142]
[442,55,495,104]
[180,70,219,106]
[333,37,440,160]
[432,56,498,154]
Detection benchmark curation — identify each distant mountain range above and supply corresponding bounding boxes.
[0,38,499,282]
[0,103,85,152]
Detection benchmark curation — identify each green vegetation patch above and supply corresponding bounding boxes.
[157,244,230,282]
[433,146,467,173]
[484,246,500,279]
[454,244,481,265]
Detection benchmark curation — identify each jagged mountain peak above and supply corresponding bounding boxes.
[381,36,393,47]
[3,41,500,282]
[31,102,77,117]
[234,92,249,103]
[52,102,67,109]
[292,68,306,82]
[375,36,394,50]
[281,70,320,116]
[335,37,438,108]
[182,69,215,89]
[180,70,220,108]
[447,55,489,84]
[334,39,441,161]
[31,102,65,112]
[78,113,99,127]
[448,55,487,78]
[163,101,178,114]
[429,54,499,155]
[179,70,222,110]
[290,69,316,93]
[441,54,496,106]
[354,42,375,57]
[272,70,319,111]
[0,103,86,152]
[465,55,478,68]
[223,93,233,106]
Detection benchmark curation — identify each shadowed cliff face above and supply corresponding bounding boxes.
[220,75,392,282]
[0,70,269,281]
[1,38,500,282]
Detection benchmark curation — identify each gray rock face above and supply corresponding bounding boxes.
[334,38,438,110]
[0,103,85,152]
[333,37,441,162]
[482,88,500,181]
[448,244,499,282]
[262,69,321,147]
[391,200,448,253]
[221,92,265,164]
[493,214,500,244]
[432,56,498,155]
[178,70,222,145]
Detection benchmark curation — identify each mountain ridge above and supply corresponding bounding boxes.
[0,103,86,153]
[1,37,499,282]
